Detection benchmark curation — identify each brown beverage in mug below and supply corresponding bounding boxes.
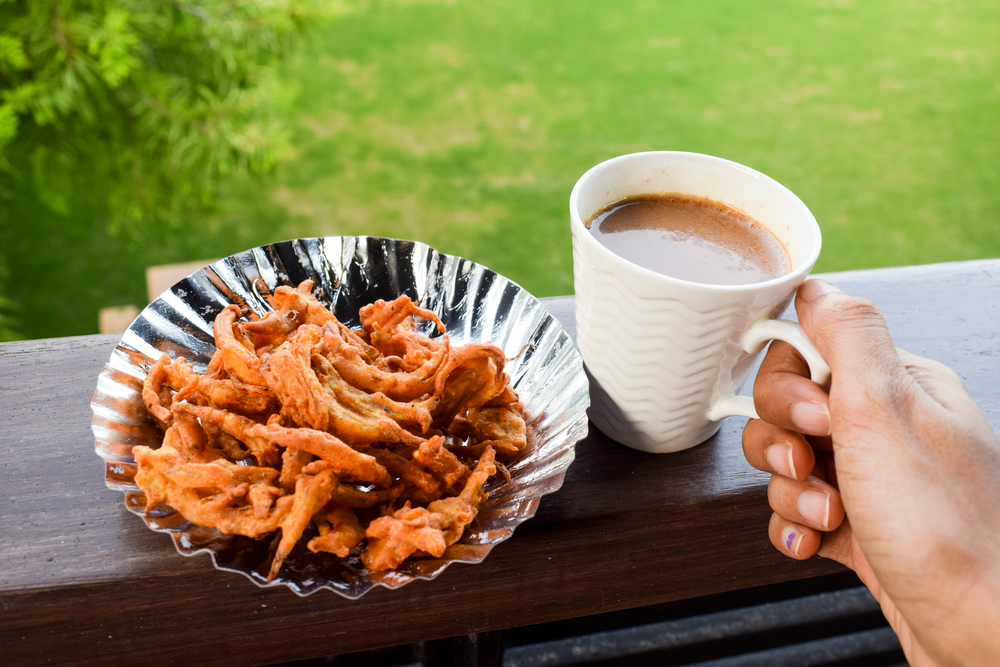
[585,193,790,285]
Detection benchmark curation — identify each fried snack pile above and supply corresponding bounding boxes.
[134,281,527,578]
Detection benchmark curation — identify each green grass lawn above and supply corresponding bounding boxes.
[5,0,1000,339]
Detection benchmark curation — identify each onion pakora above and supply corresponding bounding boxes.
[134,281,526,579]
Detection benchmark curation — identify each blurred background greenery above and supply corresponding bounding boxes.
[2,0,998,341]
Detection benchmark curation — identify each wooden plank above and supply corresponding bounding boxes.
[1,259,998,666]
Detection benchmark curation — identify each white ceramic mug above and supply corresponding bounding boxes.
[570,151,829,454]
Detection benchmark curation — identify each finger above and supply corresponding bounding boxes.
[742,419,815,481]
[768,512,822,560]
[767,473,845,532]
[753,340,831,436]
[815,518,859,569]
[794,280,912,413]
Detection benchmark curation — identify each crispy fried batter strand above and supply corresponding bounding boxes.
[172,403,281,468]
[135,282,522,577]
[361,503,448,571]
[427,445,497,546]
[321,321,449,402]
[307,506,365,558]
[360,295,445,336]
[261,326,333,431]
[142,355,172,425]
[245,422,391,488]
[213,305,268,387]
[361,446,497,571]
[466,406,527,454]
[414,435,469,490]
[268,469,337,580]
[134,445,290,538]
[432,344,509,428]
[311,353,433,445]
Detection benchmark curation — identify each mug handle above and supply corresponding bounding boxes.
[705,318,831,421]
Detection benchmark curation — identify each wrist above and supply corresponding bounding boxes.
[913,530,1000,666]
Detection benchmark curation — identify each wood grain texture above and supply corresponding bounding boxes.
[2,259,998,666]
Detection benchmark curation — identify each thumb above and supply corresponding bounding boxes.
[794,280,909,404]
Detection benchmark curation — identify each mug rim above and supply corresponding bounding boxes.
[569,151,822,293]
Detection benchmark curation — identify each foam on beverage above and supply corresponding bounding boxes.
[586,193,790,286]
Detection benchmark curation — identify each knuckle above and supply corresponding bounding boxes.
[819,294,885,327]
[908,352,966,386]
[753,375,780,410]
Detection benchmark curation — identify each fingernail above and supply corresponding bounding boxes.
[790,401,831,436]
[780,523,806,557]
[798,279,843,303]
[765,444,798,479]
[797,489,831,530]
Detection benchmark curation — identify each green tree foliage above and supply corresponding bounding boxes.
[0,259,16,341]
[0,0,342,339]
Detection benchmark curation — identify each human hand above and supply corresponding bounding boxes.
[742,279,1000,667]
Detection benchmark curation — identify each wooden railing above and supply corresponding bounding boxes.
[3,259,998,667]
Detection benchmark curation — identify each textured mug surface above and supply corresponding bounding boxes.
[570,152,822,453]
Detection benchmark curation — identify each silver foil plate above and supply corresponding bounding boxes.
[91,236,589,598]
